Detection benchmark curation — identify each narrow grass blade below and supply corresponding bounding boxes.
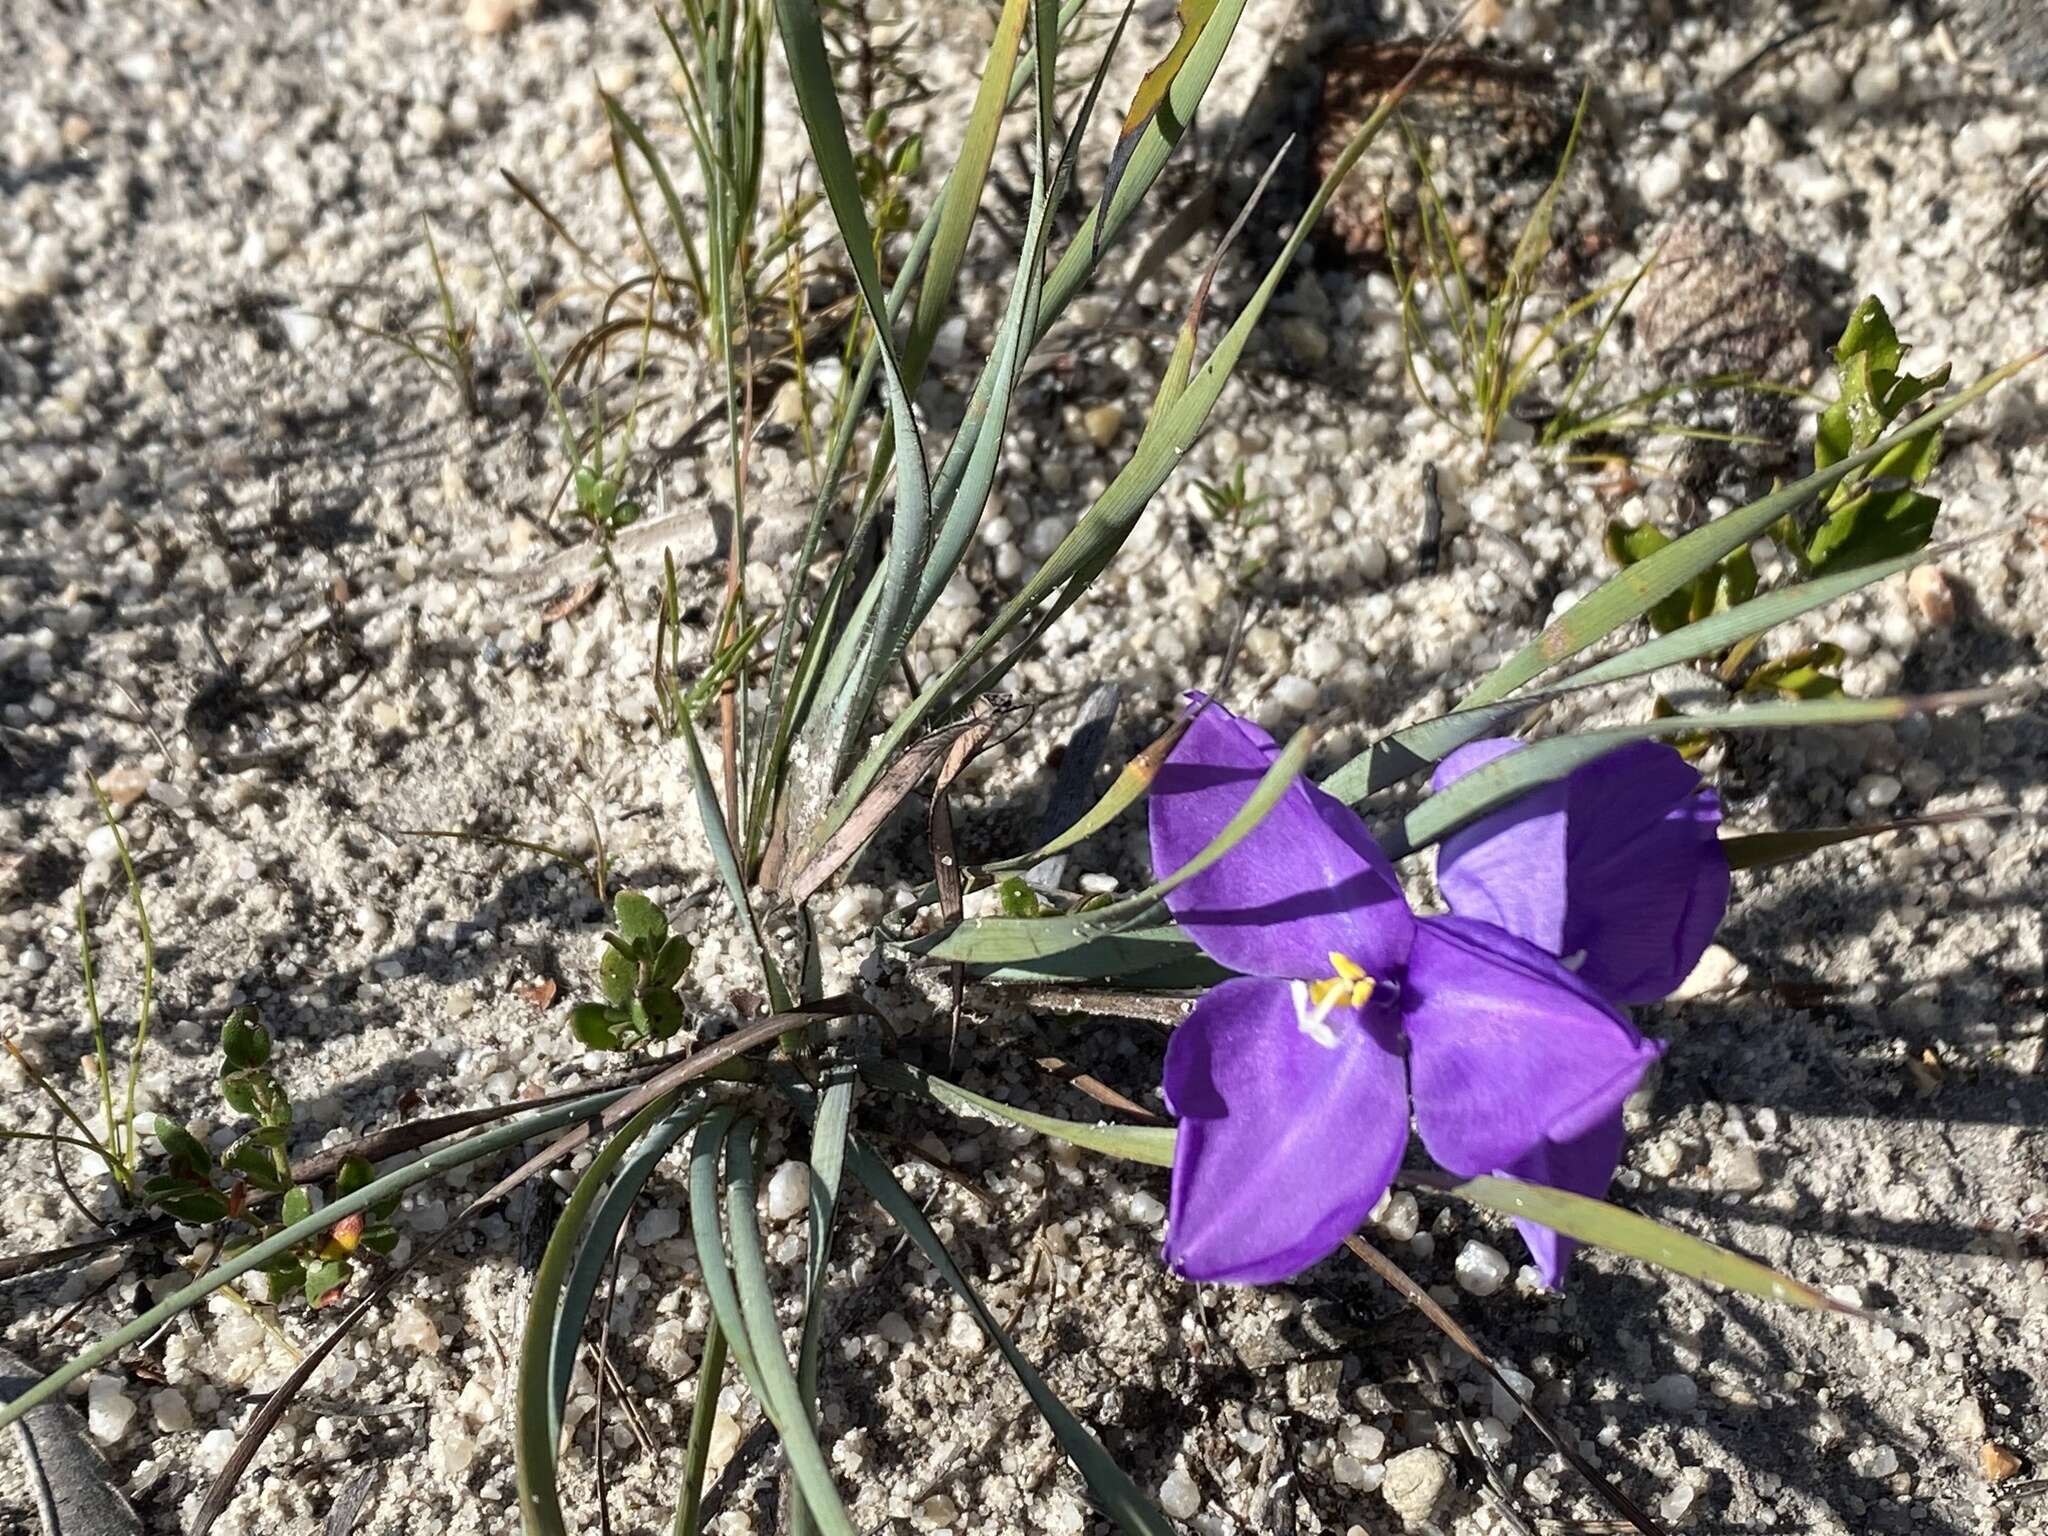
[831,42,1444,819]
[783,710,1007,905]
[1092,0,1218,261]
[677,711,789,1009]
[1721,808,2013,871]
[974,715,1193,884]
[862,1068,1873,1324]
[1460,352,2041,708]
[548,1102,704,1440]
[671,1315,729,1535]
[688,1111,764,1389]
[901,0,1031,384]
[772,0,934,783]
[863,1061,1174,1168]
[1439,1174,1883,1320]
[846,1139,1178,1535]
[1390,688,2004,857]
[1319,537,1972,805]
[972,936,1219,988]
[909,727,1315,966]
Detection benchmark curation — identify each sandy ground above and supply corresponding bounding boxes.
[3,0,2047,1532]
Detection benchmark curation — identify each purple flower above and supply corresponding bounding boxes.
[1149,700,1724,1287]
[1431,739,1729,1006]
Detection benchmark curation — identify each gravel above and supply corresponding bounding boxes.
[4,0,2047,1533]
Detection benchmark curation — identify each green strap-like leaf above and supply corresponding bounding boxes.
[1390,688,2001,858]
[870,1067,1872,1321]
[864,1060,1175,1166]
[1720,808,2011,871]
[831,41,1434,820]
[790,1071,857,1536]
[1320,536,1977,805]
[722,1122,858,1536]
[671,1314,729,1536]
[772,0,934,784]
[846,1138,1179,1536]
[518,1093,689,1536]
[547,1102,704,1442]
[901,0,1031,386]
[1439,1175,1881,1319]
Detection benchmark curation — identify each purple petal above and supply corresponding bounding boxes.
[1150,699,1412,981]
[1497,1109,1627,1288]
[1431,740,1569,959]
[1432,740,1729,1006]
[1401,910,1660,1182]
[1560,744,1729,1005]
[1162,976,1409,1284]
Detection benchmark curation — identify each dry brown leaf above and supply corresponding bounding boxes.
[540,578,602,623]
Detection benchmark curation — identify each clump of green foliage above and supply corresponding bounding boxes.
[571,891,697,1052]
[1607,297,1954,705]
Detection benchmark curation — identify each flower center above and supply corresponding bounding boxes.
[1289,952,1377,1048]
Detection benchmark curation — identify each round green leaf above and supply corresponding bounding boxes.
[598,945,637,1008]
[612,891,667,945]
[570,1002,625,1051]
[221,1011,272,1070]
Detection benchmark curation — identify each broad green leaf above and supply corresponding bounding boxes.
[153,1187,232,1225]
[334,1156,375,1200]
[598,945,637,1008]
[613,890,667,945]
[220,1013,270,1070]
[570,1002,625,1051]
[303,1259,350,1308]
[1805,486,1940,574]
[1741,643,1845,700]
[997,877,1044,918]
[968,924,1216,985]
[154,1116,212,1176]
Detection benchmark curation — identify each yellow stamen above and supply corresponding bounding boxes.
[1307,951,1376,1011]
